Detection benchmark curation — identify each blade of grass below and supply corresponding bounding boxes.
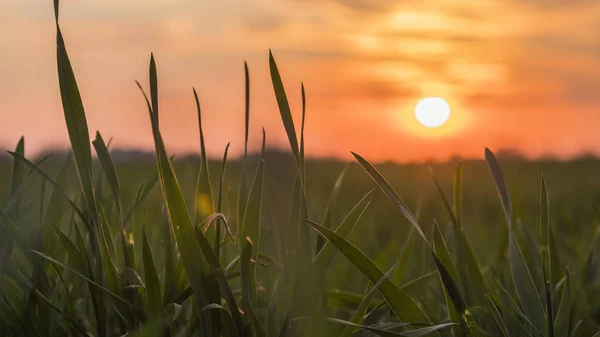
[540,175,554,337]
[313,189,374,277]
[142,226,161,317]
[308,220,430,324]
[486,148,546,335]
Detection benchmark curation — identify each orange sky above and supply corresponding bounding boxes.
[1,0,600,162]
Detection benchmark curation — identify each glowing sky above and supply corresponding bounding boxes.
[1,0,600,162]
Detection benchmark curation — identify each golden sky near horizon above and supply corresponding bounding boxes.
[1,0,600,162]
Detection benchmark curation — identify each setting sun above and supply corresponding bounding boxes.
[414,97,450,128]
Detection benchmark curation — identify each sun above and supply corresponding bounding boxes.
[414,97,450,128]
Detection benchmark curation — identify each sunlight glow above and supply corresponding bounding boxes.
[414,97,450,128]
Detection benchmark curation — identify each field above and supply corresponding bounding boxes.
[2,1,600,337]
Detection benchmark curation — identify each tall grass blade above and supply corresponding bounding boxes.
[307,220,430,324]
[142,226,161,317]
[53,0,97,224]
[540,175,554,337]
[268,50,300,172]
[92,132,122,221]
[313,189,373,276]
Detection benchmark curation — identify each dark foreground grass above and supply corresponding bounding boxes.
[2,1,600,336]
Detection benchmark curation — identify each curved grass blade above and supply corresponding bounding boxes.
[138,56,214,332]
[486,149,546,335]
[294,317,455,337]
[340,264,398,337]
[540,175,554,337]
[352,152,487,336]
[268,50,300,173]
[484,148,512,225]
[142,226,161,317]
[53,2,97,224]
[313,189,373,277]
[92,131,122,221]
[215,142,230,258]
[307,221,430,324]
[316,165,350,254]
[238,61,251,233]
[486,295,510,337]
[30,250,143,314]
[241,237,266,337]
[192,88,215,226]
[432,222,462,337]
[201,304,240,337]
[554,271,571,337]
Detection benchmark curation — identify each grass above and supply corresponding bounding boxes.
[2,1,600,336]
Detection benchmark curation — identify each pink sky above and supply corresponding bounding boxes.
[1,0,600,162]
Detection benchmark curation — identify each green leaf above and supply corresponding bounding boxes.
[142,226,161,317]
[432,222,462,337]
[316,165,350,254]
[53,2,97,225]
[340,264,398,337]
[30,250,142,314]
[215,142,230,258]
[138,55,213,330]
[554,271,571,337]
[540,175,554,337]
[193,88,215,225]
[307,221,430,324]
[92,132,122,221]
[241,237,266,337]
[238,62,251,233]
[295,317,455,337]
[486,295,510,337]
[484,148,512,225]
[313,189,373,277]
[201,304,241,337]
[486,149,545,335]
[268,50,300,173]
[352,153,469,312]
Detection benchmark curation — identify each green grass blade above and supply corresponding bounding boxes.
[241,237,266,337]
[124,174,159,226]
[453,163,463,229]
[201,304,240,337]
[138,56,213,331]
[215,143,230,258]
[53,2,96,224]
[486,295,510,337]
[8,152,88,227]
[554,271,571,337]
[540,175,554,337]
[432,222,462,337]
[192,227,244,333]
[193,88,215,226]
[237,62,250,233]
[509,230,546,335]
[30,250,142,314]
[340,264,398,337]
[8,137,25,219]
[268,50,300,172]
[142,226,162,317]
[240,158,265,249]
[484,148,512,225]
[92,132,122,221]
[307,220,430,324]
[486,150,545,334]
[295,317,455,337]
[313,189,373,277]
[316,165,350,254]
[352,153,469,312]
